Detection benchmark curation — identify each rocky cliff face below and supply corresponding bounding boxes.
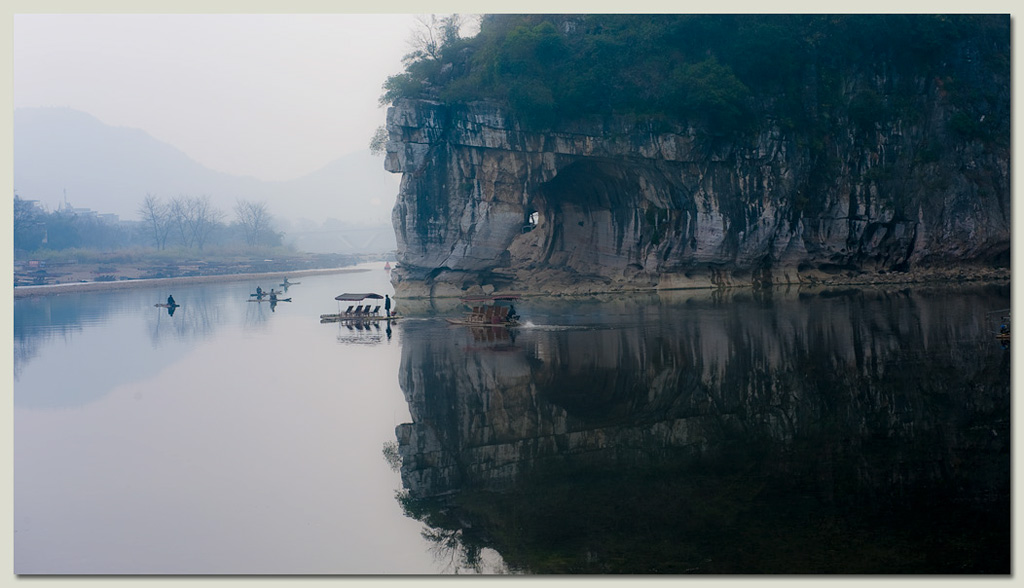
[384,69,1009,298]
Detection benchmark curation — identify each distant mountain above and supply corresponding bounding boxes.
[13,107,400,226]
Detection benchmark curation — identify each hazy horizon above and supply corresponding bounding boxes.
[13,13,420,183]
[12,13,456,232]
[13,105,402,229]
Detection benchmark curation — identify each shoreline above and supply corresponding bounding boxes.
[12,266,370,298]
[393,265,1011,299]
[13,264,1010,300]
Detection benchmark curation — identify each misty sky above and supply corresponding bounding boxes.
[13,13,424,182]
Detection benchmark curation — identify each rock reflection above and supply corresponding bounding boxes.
[393,285,1011,574]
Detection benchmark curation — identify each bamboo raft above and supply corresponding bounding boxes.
[446,304,518,327]
[320,304,399,323]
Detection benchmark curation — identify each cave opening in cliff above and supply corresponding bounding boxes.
[523,210,539,233]
[527,159,696,268]
[539,160,639,210]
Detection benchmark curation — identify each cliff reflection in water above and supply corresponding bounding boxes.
[394,285,1010,574]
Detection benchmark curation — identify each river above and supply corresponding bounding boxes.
[12,265,1011,574]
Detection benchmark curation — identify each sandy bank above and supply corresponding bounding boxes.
[12,267,369,298]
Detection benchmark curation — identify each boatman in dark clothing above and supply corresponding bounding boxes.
[167,294,175,306]
[256,286,263,297]
[385,294,392,317]
[269,289,277,302]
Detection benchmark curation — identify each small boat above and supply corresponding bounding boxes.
[987,309,1010,342]
[996,319,1010,341]
[154,303,180,308]
[320,292,398,323]
[248,297,291,303]
[251,287,288,300]
[447,295,521,327]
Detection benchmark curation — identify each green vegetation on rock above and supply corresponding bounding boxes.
[382,14,1009,142]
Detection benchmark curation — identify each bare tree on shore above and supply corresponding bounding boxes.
[187,195,224,251]
[138,193,171,250]
[169,196,193,248]
[169,195,224,251]
[14,193,45,250]
[234,199,275,248]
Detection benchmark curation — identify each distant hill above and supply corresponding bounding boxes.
[13,107,400,226]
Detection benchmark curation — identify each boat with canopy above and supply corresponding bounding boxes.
[320,293,398,323]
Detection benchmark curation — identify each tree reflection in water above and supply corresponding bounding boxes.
[148,288,221,345]
[391,285,1011,574]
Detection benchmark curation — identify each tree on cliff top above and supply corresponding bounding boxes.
[407,14,468,62]
[379,14,1009,142]
[380,14,480,106]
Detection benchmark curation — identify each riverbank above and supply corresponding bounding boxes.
[12,266,374,298]
[393,263,1011,299]
[14,260,1009,300]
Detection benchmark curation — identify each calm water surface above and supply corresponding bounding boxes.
[13,267,1011,574]
[14,264,474,574]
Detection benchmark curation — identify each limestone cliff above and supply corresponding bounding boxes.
[384,31,1009,298]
